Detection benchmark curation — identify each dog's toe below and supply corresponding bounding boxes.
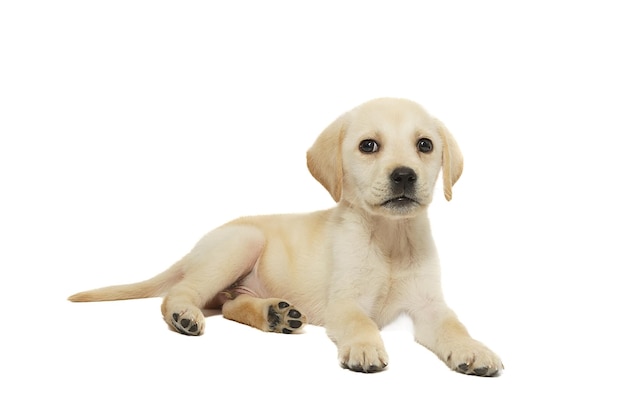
[267,301,306,334]
[473,366,491,376]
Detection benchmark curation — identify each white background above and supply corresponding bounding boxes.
[2,1,625,415]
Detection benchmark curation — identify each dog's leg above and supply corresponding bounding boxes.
[325,301,389,373]
[412,305,503,376]
[161,224,265,336]
[222,294,306,334]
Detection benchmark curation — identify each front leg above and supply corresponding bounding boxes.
[325,300,389,373]
[412,304,503,376]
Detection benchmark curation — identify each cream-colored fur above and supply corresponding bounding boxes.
[69,98,503,375]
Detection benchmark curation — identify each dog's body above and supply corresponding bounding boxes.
[69,98,503,375]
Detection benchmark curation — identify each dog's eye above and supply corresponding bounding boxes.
[359,139,379,154]
[417,138,433,153]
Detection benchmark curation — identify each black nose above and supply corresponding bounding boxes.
[389,167,417,194]
[390,167,417,193]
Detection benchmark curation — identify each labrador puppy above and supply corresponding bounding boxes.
[69,98,503,376]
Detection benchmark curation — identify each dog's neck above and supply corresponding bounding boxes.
[336,201,433,260]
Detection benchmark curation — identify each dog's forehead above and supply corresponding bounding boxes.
[348,98,437,139]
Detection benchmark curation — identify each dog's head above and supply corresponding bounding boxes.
[307,98,463,217]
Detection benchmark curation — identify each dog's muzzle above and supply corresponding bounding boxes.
[381,167,419,210]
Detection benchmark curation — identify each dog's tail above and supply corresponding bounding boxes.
[68,259,184,302]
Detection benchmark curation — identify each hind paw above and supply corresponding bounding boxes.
[169,309,204,336]
[267,301,306,334]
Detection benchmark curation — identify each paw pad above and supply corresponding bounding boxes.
[267,301,305,334]
[172,312,201,336]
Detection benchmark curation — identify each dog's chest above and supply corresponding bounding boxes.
[358,244,418,297]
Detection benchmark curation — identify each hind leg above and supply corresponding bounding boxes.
[222,294,306,334]
[161,224,265,336]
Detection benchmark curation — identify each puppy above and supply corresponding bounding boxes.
[69,98,503,375]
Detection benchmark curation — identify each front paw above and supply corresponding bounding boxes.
[339,342,389,373]
[444,339,503,377]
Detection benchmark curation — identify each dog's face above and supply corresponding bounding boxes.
[307,98,463,217]
[340,100,447,217]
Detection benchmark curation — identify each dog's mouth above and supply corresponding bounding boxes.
[381,196,419,209]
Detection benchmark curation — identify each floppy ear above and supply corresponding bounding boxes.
[306,113,347,202]
[435,119,464,201]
